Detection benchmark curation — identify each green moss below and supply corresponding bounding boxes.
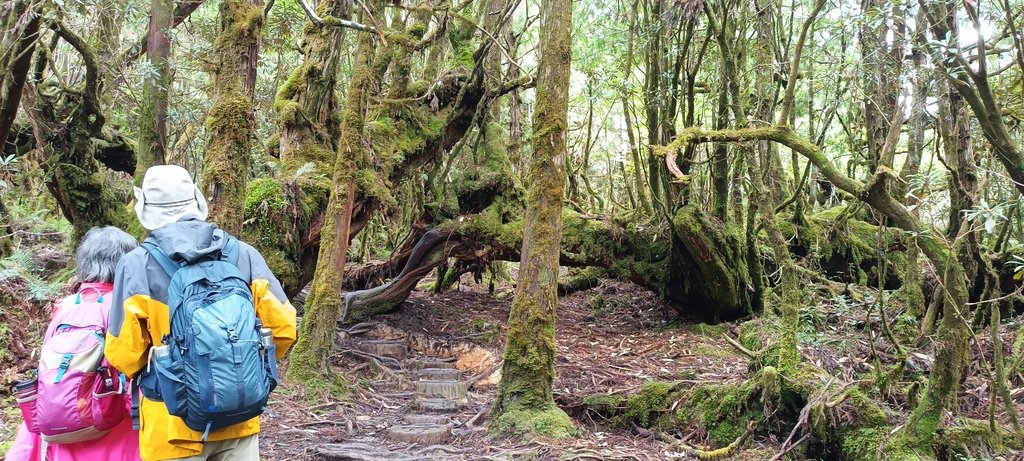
[843,427,892,460]
[284,365,348,403]
[622,381,678,428]
[778,206,908,287]
[680,380,760,446]
[685,323,730,337]
[738,318,768,352]
[939,417,1023,455]
[490,405,578,440]
[581,393,626,413]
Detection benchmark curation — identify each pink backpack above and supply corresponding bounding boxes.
[18,286,128,443]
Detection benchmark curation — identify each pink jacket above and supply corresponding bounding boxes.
[4,283,141,461]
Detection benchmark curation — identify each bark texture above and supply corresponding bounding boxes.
[286,6,379,384]
[492,0,575,439]
[136,0,174,182]
[201,0,263,234]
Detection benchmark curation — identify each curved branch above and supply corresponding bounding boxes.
[51,22,101,126]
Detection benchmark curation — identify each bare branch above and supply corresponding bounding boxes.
[297,0,323,26]
[323,15,377,33]
[122,0,203,66]
[777,0,826,125]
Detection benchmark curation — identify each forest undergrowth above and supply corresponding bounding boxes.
[1,225,1020,460]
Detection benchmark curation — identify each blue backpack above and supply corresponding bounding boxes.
[137,237,279,440]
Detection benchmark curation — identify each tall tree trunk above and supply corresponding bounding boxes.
[751,0,787,203]
[201,0,263,234]
[277,0,348,170]
[0,1,40,150]
[711,68,729,220]
[286,6,379,384]
[245,0,350,294]
[94,0,123,108]
[492,0,575,438]
[506,28,524,173]
[136,0,173,181]
[622,0,652,214]
[0,193,12,258]
[898,18,930,319]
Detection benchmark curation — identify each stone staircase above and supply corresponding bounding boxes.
[317,327,485,460]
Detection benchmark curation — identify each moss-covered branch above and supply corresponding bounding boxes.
[661,123,970,451]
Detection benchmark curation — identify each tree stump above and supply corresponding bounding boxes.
[404,414,450,425]
[415,397,462,412]
[356,339,408,361]
[416,380,468,400]
[415,368,462,380]
[385,424,451,445]
[406,358,457,370]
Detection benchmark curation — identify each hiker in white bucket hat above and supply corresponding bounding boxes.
[109,164,297,460]
[133,165,209,231]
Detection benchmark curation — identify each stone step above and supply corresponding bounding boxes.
[415,397,463,412]
[386,424,452,445]
[404,414,451,425]
[415,368,462,380]
[416,380,469,400]
[356,339,408,361]
[406,358,457,370]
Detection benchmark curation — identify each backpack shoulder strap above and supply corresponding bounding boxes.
[221,236,241,266]
[142,241,181,277]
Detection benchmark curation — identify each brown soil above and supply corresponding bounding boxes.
[257,279,766,460]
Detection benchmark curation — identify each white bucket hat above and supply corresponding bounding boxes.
[133,165,209,230]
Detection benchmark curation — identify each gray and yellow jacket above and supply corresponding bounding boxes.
[105,220,297,461]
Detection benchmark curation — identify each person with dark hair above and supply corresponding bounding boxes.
[6,226,142,461]
[105,165,296,461]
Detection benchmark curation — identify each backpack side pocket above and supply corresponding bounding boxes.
[90,368,127,430]
[152,351,187,417]
[15,384,39,433]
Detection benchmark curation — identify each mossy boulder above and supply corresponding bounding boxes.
[490,405,578,440]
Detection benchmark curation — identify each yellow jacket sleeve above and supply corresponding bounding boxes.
[105,253,154,377]
[252,279,297,359]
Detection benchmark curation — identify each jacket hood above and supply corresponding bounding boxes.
[146,219,227,263]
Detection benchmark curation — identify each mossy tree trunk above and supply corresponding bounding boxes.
[286,5,379,384]
[898,21,929,318]
[21,23,135,243]
[0,194,13,258]
[136,0,173,182]
[242,0,349,294]
[492,0,575,439]
[201,0,263,235]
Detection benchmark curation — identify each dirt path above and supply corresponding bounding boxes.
[258,281,767,460]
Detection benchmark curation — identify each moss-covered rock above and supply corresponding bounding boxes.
[490,405,578,440]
